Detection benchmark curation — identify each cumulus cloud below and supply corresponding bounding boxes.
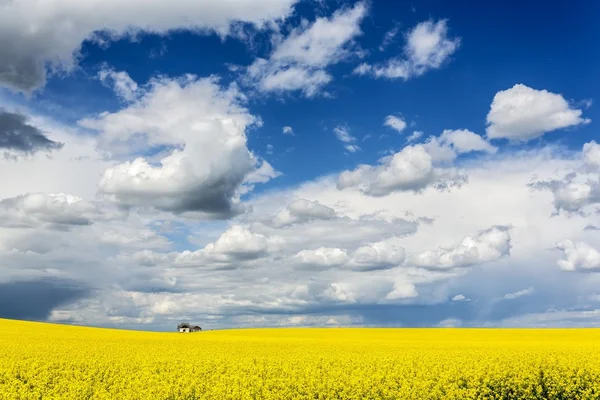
[530,178,600,215]
[408,226,511,269]
[294,247,350,268]
[354,19,460,80]
[135,225,285,269]
[529,143,600,215]
[486,84,590,142]
[293,237,406,271]
[10,145,600,329]
[244,160,281,185]
[0,193,103,229]
[5,103,600,329]
[451,294,470,302]
[272,199,336,227]
[438,129,497,155]
[337,144,467,196]
[244,2,367,96]
[0,110,63,156]
[80,75,278,216]
[184,225,280,262]
[282,126,294,135]
[0,0,298,92]
[383,115,407,133]
[386,281,418,300]
[250,206,418,255]
[583,141,600,169]
[555,240,600,272]
[421,129,496,164]
[97,220,171,250]
[350,237,406,270]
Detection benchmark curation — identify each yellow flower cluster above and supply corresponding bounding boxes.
[2,318,600,399]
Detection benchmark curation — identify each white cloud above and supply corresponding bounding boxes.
[555,240,600,272]
[250,206,418,254]
[439,129,497,154]
[353,63,372,76]
[408,226,511,269]
[244,2,367,96]
[248,63,332,97]
[334,125,356,143]
[420,137,458,164]
[333,125,360,153]
[534,179,600,215]
[337,144,466,196]
[272,199,336,227]
[99,225,171,250]
[282,126,294,135]
[502,287,534,300]
[98,68,139,102]
[355,19,460,80]
[81,75,278,216]
[139,224,286,268]
[421,130,496,164]
[270,2,366,67]
[0,109,112,201]
[351,237,406,270]
[583,141,600,169]
[0,0,299,92]
[385,281,418,300]
[12,141,600,329]
[0,193,102,229]
[451,294,469,302]
[344,144,360,153]
[200,225,276,260]
[406,131,423,143]
[486,84,590,142]
[404,19,460,74]
[384,115,407,133]
[294,247,350,267]
[286,199,335,219]
[529,143,600,215]
[437,318,462,327]
[292,236,406,272]
[244,160,281,185]
[7,95,600,330]
[379,24,400,51]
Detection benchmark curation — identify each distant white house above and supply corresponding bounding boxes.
[177,322,201,333]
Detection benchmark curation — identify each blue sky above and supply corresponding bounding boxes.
[0,0,599,330]
[11,0,599,186]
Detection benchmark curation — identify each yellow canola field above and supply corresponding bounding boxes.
[2,318,600,399]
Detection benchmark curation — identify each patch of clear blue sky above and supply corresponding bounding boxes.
[16,0,600,196]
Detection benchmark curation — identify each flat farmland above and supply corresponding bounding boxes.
[2,318,600,399]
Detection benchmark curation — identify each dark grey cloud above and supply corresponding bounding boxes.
[0,279,90,321]
[175,175,247,217]
[0,49,46,93]
[0,110,63,155]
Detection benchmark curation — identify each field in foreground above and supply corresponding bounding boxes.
[2,319,600,399]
